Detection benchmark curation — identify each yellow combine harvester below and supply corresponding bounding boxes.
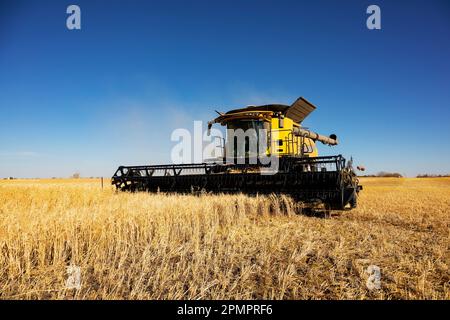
[112,97,362,210]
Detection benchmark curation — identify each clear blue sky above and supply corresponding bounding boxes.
[1,0,449,178]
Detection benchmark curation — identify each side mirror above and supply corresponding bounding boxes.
[207,123,212,136]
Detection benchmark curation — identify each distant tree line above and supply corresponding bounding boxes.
[3,175,103,179]
[376,171,403,178]
[359,172,403,178]
[358,172,450,178]
[72,172,80,179]
[416,174,450,178]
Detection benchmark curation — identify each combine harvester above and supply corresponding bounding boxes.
[112,97,362,210]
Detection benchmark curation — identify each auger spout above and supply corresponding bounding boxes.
[293,127,338,146]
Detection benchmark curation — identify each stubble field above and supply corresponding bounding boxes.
[0,177,448,299]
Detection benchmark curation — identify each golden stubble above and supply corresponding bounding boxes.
[0,177,448,299]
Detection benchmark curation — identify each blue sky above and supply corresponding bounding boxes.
[1,0,449,178]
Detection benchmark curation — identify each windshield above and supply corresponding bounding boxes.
[226,119,266,158]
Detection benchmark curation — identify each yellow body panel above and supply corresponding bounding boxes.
[269,117,318,157]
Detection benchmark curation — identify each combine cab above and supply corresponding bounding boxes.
[112,97,362,210]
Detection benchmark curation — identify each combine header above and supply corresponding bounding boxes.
[112,97,362,210]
